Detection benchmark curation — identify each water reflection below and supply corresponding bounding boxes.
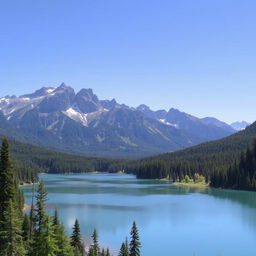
[22,173,256,256]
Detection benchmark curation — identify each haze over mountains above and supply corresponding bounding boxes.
[230,121,250,131]
[0,83,240,158]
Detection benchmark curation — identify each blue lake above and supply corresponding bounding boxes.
[22,173,256,256]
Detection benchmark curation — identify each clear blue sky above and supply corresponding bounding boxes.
[0,0,255,123]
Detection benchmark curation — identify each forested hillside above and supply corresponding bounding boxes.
[210,140,256,190]
[1,135,125,183]
[5,120,256,187]
[127,121,256,180]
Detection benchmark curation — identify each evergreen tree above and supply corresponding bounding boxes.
[52,208,59,227]
[70,219,84,256]
[88,229,100,256]
[29,202,36,241]
[22,213,30,251]
[0,200,26,256]
[31,182,57,256]
[0,138,16,221]
[92,228,100,255]
[210,139,256,190]
[0,138,25,256]
[31,214,57,256]
[88,247,95,256]
[35,181,48,233]
[52,208,74,256]
[118,242,129,256]
[129,222,141,256]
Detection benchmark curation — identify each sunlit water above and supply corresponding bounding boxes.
[22,173,256,256]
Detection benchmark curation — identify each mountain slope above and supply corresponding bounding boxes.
[137,106,235,140]
[153,120,256,161]
[0,83,236,158]
[130,121,256,179]
[201,117,235,133]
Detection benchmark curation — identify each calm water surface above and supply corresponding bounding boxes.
[22,173,256,256]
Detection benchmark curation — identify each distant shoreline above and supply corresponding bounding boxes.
[173,182,209,188]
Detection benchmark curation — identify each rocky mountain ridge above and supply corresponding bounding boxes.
[0,83,236,158]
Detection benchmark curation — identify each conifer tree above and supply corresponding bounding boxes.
[52,208,59,227]
[31,182,57,256]
[29,202,36,241]
[22,213,31,251]
[0,138,15,221]
[88,247,94,256]
[38,215,58,256]
[52,208,74,256]
[70,219,84,256]
[35,181,48,233]
[88,229,100,256]
[118,242,129,256]
[0,200,26,256]
[0,138,25,256]
[92,228,100,255]
[129,221,141,256]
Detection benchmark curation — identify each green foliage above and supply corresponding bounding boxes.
[0,200,26,256]
[0,138,16,219]
[0,138,145,256]
[126,122,256,187]
[70,219,84,256]
[31,182,58,256]
[0,135,127,184]
[129,221,141,256]
[184,175,190,183]
[210,139,256,191]
[34,182,48,233]
[91,229,100,256]
[0,138,25,256]
[34,215,58,256]
[22,214,30,251]
[118,241,129,256]
[52,209,74,256]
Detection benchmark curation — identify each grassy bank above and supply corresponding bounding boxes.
[173,181,209,188]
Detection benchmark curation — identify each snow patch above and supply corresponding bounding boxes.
[64,107,88,126]
[159,119,178,128]
[0,98,10,103]
[46,88,55,93]
[21,97,31,101]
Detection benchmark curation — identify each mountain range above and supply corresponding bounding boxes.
[230,121,250,131]
[0,83,239,158]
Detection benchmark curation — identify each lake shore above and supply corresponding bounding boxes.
[19,182,39,187]
[173,181,209,188]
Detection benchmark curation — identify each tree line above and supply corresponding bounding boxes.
[128,138,256,192]
[2,136,128,184]
[123,123,256,188]
[0,138,142,256]
[210,139,256,190]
